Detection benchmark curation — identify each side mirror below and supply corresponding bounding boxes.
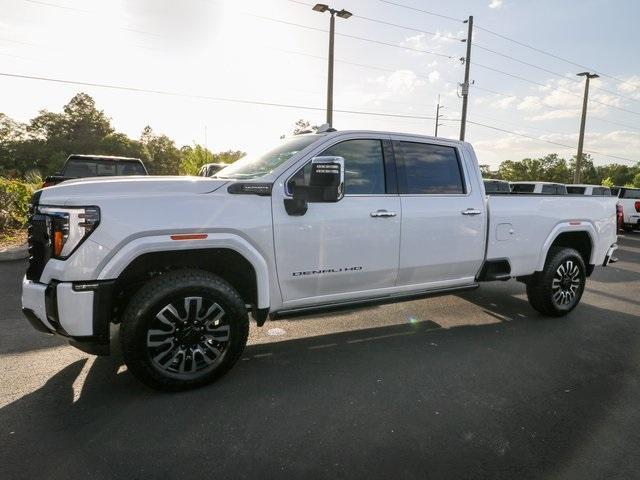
[307,156,345,202]
[284,156,345,216]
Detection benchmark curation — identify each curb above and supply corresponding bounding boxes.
[0,242,28,261]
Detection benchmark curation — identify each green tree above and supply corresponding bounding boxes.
[601,176,614,187]
[211,150,245,164]
[140,126,181,175]
[179,144,214,175]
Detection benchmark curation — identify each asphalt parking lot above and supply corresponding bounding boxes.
[1,235,639,480]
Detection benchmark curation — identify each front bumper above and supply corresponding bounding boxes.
[21,277,115,355]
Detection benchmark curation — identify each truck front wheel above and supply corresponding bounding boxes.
[120,269,249,391]
[526,247,586,317]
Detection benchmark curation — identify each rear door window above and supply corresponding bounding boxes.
[396,142,465,194]
[566,186,586,195]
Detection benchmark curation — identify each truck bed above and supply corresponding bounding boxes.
[486,195,618,276]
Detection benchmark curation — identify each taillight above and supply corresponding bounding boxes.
[635,201,640,213]
[41,181,53,188]
[617,204,624,228]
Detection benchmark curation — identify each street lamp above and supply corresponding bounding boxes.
[574,71,599,183]
[313,3,353,127]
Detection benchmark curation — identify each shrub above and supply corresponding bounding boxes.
[0,177,38,233]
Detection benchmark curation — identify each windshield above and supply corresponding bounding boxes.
[215,136,320,179]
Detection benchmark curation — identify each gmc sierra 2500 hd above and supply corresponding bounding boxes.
[22,130,618,390]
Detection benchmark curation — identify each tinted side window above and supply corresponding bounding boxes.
[96,162,117,176]
[512,184,535,193]
[566,186,586,195]
[322,140,385,194]
[117,161,146,175]
[621,189,640,199]
[593,187,610,196]
[288,139,386,195]
[396,142,464,194]
[541,185,556,195]
[63,160,98,177]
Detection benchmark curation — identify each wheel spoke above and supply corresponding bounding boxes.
[201,302,224,323]
[184,297,203,323]
[156,304,181,328]
[147,329,175,347]
[205,324,230,341]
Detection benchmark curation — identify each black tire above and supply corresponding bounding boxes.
[526,247,586,317]
[120,269,249,391]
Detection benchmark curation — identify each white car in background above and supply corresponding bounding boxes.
[510,181,567,195]
[566,184,612,196]
[612,186,640,232]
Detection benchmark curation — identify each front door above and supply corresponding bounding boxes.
[272,137,401,308]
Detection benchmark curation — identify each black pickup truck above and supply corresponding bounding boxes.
[42,154,148,187]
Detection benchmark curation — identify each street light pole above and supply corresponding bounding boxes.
[574,72,599,183]
[313,4,352,127]
[327,12,335,127]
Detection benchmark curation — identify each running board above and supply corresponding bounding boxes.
[272,283,479,319]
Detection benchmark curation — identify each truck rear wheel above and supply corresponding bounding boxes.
[526,247,586,317]
[120,269,249,391]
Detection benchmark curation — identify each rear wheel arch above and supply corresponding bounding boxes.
[540,229,594,274]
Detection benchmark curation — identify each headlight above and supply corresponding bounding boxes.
[37,206,100,259]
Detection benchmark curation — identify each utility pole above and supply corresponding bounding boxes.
[312,4,353,127]
[574,72,599,183]
[435,94,444,137]
[459,15,473,141]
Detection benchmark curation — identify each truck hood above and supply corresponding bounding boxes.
[39,176,228,205]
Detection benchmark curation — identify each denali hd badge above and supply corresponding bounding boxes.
[292,266,363,277]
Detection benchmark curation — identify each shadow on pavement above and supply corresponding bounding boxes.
[2,294,640,480]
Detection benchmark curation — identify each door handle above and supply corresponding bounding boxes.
[461,208,482,216]
[370,210,397,218]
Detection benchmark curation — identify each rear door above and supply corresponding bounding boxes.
[272,135,401,307]
[393,138,485,288]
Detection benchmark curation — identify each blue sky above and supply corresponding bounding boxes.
[0,0,638,167]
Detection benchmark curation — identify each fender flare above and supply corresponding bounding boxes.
[535,222,597,272]
[96,233,270,309]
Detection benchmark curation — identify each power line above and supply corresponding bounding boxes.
[467,120,638,164]
[1,70,635,164]
[292,1,640,106]
[0,70,442,121]
[473,83,640,132]
[376,0,640,94]
[473,24,639,92]
[473,62,640,117]
[248,14,455,59]
[378,0,463,23]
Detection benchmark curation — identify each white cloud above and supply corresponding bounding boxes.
[488,0,503,9]
[492,96,517,109]
[517,96,543,111]
[384,70,426,93]
[428,71,441,83]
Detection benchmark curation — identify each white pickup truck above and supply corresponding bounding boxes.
[612,186,640,231]
[22,130,618,390]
